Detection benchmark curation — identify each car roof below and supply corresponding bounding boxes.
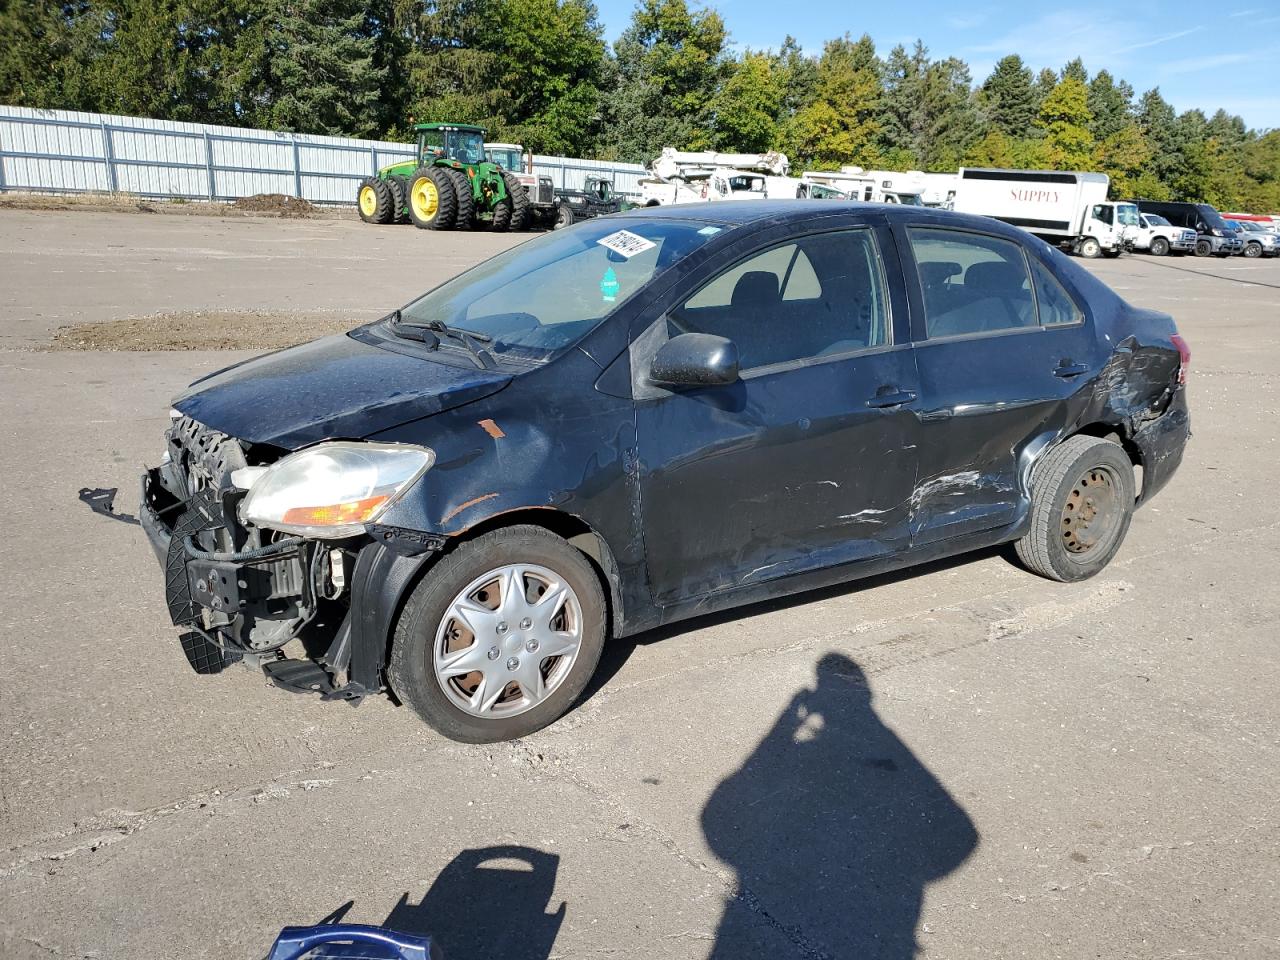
[620,200,1036,242]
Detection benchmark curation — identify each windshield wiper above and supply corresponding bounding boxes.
[385,311,496,369]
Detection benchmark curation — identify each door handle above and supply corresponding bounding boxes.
[866,388,917,408]
[1054,361,1089,379]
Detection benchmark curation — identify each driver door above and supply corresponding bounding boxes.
[632,222,921,604]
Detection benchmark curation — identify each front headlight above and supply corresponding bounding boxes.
[239,442,434,539]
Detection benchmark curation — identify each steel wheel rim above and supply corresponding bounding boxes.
[433,563,583,719]
[1061,464,1123,558]
[359,186,377,216]
[413,178,439,220]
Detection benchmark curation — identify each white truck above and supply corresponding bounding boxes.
[800,167,924,204]
[1131,212,1197,256]
[640,149,790,206]
[950,167,1139,258]
[484,141,557,224]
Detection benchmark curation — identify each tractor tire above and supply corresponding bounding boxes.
[357,177,394,225]
[445,168,475,230]
[387,176,410,224]
[491,197,512,232]
[503,173,531,231]
[554,202,575,230]
[407,167,457,231]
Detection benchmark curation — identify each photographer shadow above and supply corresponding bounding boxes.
[703,653,978,958]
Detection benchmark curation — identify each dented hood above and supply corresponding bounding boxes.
[171,333,512,449]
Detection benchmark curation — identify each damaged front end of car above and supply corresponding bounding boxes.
[140,415,443,701]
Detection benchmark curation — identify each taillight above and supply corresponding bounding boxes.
[1170,334,1191,384]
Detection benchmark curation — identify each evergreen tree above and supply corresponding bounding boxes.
[784,34,882,168]
[1060,56,1088,84]
[1086,70,1132,142]
[1031,66,1057,114]
[775,35,818,127]
[979,54,1036,138]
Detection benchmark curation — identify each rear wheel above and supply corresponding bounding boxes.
[1194,239,1212,257]
[503,173,531,231]
[491,196,512,232]
[357,177,394,224]
[554,202,575,230]
[407,167,457,230]
[388,525,607,743]
[445,168,474,230]
[1078,237,1101,258]
[1150,237,1170,256]
[1014,435,1135,582]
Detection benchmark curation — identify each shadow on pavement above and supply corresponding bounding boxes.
[318,845,564,960]
[702,653,978,958]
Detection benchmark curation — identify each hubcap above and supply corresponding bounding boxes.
[413,178,439,220]
[359,186,377,216]
[1061,465,1122,556]
[433,563,583,719]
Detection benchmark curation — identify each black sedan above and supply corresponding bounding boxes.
[141,202,1191,742]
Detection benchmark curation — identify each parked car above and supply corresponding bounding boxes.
[1231,219,1279,258]
[1133,200,1242,257]
[141,202,1191,743]
[1132,213,1196,256]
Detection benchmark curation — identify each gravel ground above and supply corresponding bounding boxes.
[1,209,1277,960]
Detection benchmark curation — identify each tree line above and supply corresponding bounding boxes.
[2,0,1277,210]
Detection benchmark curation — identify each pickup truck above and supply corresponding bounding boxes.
[1132,213,1197,256]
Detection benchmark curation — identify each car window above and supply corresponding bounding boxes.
[908,228,1036,338]
[1029,257,1084,326]
[671,229,889,371]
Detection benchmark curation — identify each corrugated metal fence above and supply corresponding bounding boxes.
[0,105,649,204]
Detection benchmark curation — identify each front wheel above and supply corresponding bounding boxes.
[1014,436,1135,582]
[1150,237,1170,256]
[388,525,607,743]
[1194,239,1212,257]
[1244,241,1262,259]
[1078,237,1101,259]
[407,167,457,230]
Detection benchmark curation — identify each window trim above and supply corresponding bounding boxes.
[668,225,895,374]
[905,224,1083,343]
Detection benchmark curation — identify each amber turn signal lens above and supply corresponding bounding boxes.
[281,495,390,528]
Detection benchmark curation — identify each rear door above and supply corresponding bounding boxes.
[632,218,921,604]
[896,224,1100,545]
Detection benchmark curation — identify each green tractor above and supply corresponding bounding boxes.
[356,123,531,232]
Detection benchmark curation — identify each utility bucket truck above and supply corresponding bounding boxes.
[951,168,1139,257]
[640,149,790,205]
[800,167,924,204]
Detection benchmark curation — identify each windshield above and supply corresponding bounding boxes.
[897,193,924,206]
[487,148,523,170]
[1116,204,1140,226]
[729,175,765,193]
[1145,214,1170,227]
[1196,204,1229,231]
[450,131,486,165]
[397,219,724,363]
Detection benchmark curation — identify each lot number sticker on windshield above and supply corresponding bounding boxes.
[597,230,656,258]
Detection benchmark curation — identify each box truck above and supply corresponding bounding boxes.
[951,168,1139,257]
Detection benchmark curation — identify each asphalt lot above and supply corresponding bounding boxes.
[2,209,1278,960]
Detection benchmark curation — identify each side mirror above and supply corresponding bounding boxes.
[650,333,739,388]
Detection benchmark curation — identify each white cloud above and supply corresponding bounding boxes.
[1229,8,1261,16]
[1112,27,1203,55]
[1163,51,1256,75]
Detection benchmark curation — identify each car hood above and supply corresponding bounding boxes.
[172,333,513,449]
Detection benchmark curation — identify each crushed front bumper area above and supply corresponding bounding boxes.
[140,417,444,703]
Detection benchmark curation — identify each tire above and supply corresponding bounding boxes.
[1194,239,1211,257]
[491,196,512,232]
[445,168,474,230]
[1078,237,1101,259]
[503,173,531,231]
[388,525,607,743]
[1014,435,1135,583]
[407,166,457,230]
[387,176,410,224]
[1150,237,1170,256]
[1244,241,1262,259]
[554,202,575,230]
[357,177,394,224]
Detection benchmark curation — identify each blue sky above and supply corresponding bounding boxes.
[592,0,1280,130]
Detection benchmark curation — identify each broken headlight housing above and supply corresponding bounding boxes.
[238,442,434,539]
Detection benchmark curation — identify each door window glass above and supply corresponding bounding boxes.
[671,230,888,371]
[908,228,1036,338]
[1029,257,1084,326]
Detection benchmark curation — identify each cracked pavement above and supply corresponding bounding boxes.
[1,211,1278,959]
